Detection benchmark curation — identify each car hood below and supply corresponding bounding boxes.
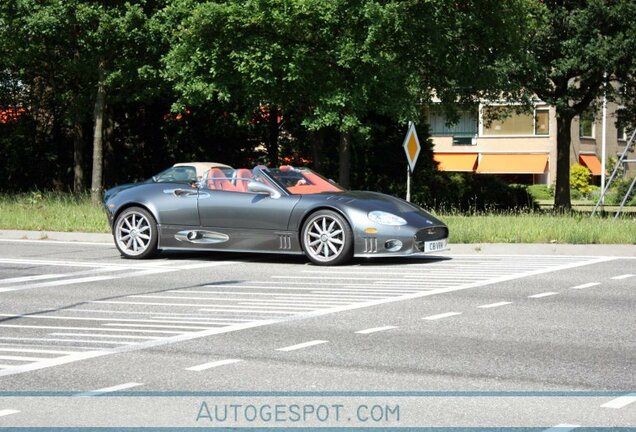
[306,191,445,226]
[103,182,144,203]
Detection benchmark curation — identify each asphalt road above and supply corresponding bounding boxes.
[0,238,634,429]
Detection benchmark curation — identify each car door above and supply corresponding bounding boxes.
[197,189,300,230]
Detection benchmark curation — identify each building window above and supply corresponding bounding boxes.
[579,109,595,138]
[535,109,549,135]
[428,106,478,137]
[482,106,550,136]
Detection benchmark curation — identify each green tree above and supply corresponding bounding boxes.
[0,1,168,199]
[163,0,534,187]
[515,0,636,210]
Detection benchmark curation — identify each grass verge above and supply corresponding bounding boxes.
[1,192,635,244]
[443,213,636,244]
[0,192,109,233]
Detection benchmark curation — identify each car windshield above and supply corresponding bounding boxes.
[265,166,345,195]
[152,166,197,183]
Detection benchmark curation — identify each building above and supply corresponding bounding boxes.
[428,101,633,185]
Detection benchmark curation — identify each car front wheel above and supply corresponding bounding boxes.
[301,210,353,265]
[114,206,158,259]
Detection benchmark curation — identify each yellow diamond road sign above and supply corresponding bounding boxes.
[402,122,421,172]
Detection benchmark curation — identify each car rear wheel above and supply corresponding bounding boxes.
[114,207,158,259]
[301,210,353,265]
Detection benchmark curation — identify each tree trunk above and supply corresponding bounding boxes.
[102,104,114,189]
[72,112,84,193]
[338,131,351,189]
[554,112,573,211]
[267,105,279,165]
[90,60,106,204]
[309,129,325,171]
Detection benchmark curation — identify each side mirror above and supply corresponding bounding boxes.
[247,181,281,199]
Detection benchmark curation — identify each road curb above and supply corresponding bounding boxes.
[0,229,634,256]
[0,229,112,244]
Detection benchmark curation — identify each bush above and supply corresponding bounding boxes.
[605,177,636,205]
[570,163,592,195]
[413,173,537,212]
[527,184,553,200]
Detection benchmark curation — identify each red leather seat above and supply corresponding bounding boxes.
[206,168,237,191]
[233,168,254,192]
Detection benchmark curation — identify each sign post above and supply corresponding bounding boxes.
[402,122,421,202]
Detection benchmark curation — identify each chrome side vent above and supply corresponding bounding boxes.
[278,233,292,250]
[363,237,378,253]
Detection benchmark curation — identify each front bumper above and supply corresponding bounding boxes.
[353,225,449,258]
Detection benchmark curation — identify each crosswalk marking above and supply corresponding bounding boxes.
[0,254,618,377]
[0,274,69,285]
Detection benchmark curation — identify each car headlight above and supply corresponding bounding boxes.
[368,210,407,226]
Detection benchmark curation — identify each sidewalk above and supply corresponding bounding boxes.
[0,229,634,257]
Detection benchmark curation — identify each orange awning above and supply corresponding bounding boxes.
[579,154,602,176]
[476,154,548,174]
[433,153,478,172]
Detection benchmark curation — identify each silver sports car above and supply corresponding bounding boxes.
[103,164,449,265]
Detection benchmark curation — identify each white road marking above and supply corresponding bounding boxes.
[570,282,601,290]
[0,354,49,362]
[477,301,512,309]
[0,343,96,351]
[355,326,398,334]
[68,309,251,320]
[220,283,436,291]
[273,275,464,282]
[0,273,69,284]
[611,274,634,280]
[150,316,250,322]
[103,323,211,330]
[186,359,243,371]
[0,409,20,418]
[423,312,462,320]
[127,295,321,308]
[176,261,239,270]
[0,337,134,345]
[48,333,161,340]
[189,289,396,298]
[0,275,123,293]
[543,425,579,432]
[0,324,183,334]
[0,257,214,270]
[276,340,328,352]
[0,313,249,326]
[76,382,143,397]
[600,393,636,409]
[302,270,477,279]
[243,281,446,288]
[0,347,77,355]
[528,292,559,298]
[198,308,296,314]
[93,300,300,314]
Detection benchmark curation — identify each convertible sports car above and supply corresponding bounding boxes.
[103,165,448,265]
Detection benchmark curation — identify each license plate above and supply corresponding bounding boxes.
[424,239,447,253]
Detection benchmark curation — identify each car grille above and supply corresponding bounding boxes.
[414,227,448,251]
